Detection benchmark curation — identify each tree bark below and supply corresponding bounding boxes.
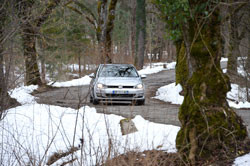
[176,1,247,164]
[78,54,81,77]
[97,0,118,63]
[227,4,240,80]
[19,0,61,86]
[129,0,136,63]
[135,0,146,69]
[21,24,42,85]
[0,1,19,117]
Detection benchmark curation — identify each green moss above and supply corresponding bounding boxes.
[176,47,246,161]
[176,42,188,87]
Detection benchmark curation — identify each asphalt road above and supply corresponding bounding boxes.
[34,64,250,137]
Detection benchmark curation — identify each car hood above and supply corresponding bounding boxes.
[97,77,142,86]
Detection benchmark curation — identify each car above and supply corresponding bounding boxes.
[89,64,146,105]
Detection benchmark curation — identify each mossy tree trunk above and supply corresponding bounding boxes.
[21,24,42,86]
[176,1,247,165]
[175,41,188,90]
[19,0,61,86]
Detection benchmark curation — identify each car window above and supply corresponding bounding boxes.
[99,65,138,77]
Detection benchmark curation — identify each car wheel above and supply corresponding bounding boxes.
[90,96,93,103]
[92,97,99,105]
[137,99,145,105]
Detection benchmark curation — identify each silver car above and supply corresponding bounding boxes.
[89,64,146,105]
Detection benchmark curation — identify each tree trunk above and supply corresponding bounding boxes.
[78,54,81,77]
[176,3,247,164]
[135,0,146,69]
[18,0,61,86]
[175,41,188,89]
[21,24,42,86]
[104,0,118,63]
[129,0,136,63]
[227,7,240,81]
[97,0,118,63]
[41,57,46,84]
[0,3,19,117]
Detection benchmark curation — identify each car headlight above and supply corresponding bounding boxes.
[97,83,104,89]
[136,84,143,89]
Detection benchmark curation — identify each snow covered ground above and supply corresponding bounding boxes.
[2,61,249,165]
[1,62,178,165]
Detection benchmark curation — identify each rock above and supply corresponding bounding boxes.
[120,118,138,135]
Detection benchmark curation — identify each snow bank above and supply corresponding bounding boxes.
[2,84,180,165]
[138,62,176,75]
[221,57,228,62]
[153,83,184,105]
[233,153,250,166]
[50,75,92,87]
[227,84,250,109]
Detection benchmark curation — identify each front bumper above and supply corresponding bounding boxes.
[94,88,145,103]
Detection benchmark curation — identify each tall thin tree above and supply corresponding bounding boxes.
[134,0,146,69]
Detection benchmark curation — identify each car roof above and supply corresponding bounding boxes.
[100,64,133,66]
[100,64,135,67]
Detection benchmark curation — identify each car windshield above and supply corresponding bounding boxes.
[99,65,139,77]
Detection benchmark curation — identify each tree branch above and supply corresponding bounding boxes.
[67,5,96,28]
[35,0,61,28]
[66,1,98,29]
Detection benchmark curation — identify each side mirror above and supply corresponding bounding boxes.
[140,74,147,79]
[89,73,95,78]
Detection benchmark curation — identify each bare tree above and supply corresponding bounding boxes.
[67,0,118,63]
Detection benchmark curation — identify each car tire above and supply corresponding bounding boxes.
[90,96,93,103]
[137,99,145,105]
[92,97,99,105]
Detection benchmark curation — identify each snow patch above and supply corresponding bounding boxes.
[138,62,176,75]
[50,75,92,87]
[233,153,250,166]
[2,84,180,165]
[153,83,184,105]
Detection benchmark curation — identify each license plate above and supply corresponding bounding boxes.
[112,90,129,94]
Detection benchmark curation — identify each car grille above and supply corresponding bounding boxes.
[107,86,119,88]
[107,85,134,89]
[123,86,134,88]
[106,94,135,98]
